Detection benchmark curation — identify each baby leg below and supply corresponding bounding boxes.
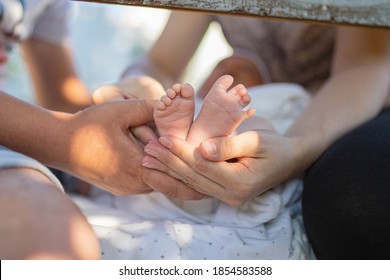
[154,83,195,140]
[187,75,255,146]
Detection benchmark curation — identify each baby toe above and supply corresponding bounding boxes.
[166,88,177,99]
[181,83,195,99]
[240,94,251,107]
[171,84,182,94]
[156,100,167,110]
[161,95,173,106]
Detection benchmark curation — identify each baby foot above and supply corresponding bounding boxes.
[187,75,255,146]
[154,83,195,140]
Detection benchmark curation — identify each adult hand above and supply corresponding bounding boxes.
[92,75,165,142]
[142,130,305,206]
[60,99,204,199]
[197,56,264,99]
[92,79,205,199]
[92,75,166,104]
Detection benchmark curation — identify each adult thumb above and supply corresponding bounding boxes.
[200,130,263,161]
[93,85,126,104]
[114,99,155,127]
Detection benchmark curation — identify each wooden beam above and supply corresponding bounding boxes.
[73,0,390,28]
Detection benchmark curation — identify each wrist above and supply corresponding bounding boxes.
[285,131,327,176]
[43,111,74,170]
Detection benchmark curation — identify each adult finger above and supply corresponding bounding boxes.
[199,130,265,161]
[144,137,272,206]
[144,140,208,186]
[142,161,206,200]
[113,99,155,127]
[143,153,183,181]
[92,85,127,104]
[143,141,207,200]
[131,125,159,145]
[144,137,235,199]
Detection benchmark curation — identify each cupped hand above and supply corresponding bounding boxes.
[63,99,155,195]
[89,77,205,200]
[92,75,164,144]
[142,130,305,206]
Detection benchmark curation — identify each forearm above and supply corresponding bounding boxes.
[122,12,212,88]
[21,39,92,113]
[0,91,71,168]
[122,56,176,90]
[286,60,390,170]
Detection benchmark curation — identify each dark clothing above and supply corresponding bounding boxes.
[303,108,390,259]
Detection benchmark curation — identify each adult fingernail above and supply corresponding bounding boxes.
[144,149,159,158]
[142,162,158,169]
[159,137,172,149]
[202,141,217,155]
